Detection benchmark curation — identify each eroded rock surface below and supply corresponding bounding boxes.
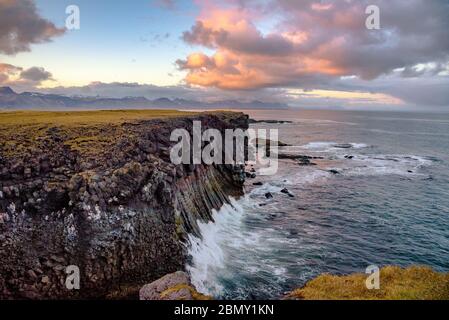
[0,111,248,299]
[139,271,210,300]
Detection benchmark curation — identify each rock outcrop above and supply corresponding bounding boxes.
[0,110,248,299]
[139,271,211,300]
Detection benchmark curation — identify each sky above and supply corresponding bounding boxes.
[0,0,449,110]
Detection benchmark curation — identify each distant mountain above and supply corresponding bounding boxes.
[0,87,289,110]
[0,87,15,95]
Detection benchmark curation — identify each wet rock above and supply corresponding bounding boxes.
[252,182,263,186]
[265,192,273,199]
[344,155,354,159]
[281,188,295,198]
[329,169,340,175]
[245,172,256,179]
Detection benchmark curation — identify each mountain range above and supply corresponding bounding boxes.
[0,87,289,110]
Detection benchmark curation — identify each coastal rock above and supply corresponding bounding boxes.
[281,188,295,198]
[0,111,248,299]
[139,271,210,300]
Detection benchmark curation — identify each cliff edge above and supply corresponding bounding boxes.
[0,110,248,299]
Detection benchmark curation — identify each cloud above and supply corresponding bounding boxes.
[0,0,65,55]
[178,0,449,92]
[20,67,53,83]
[0,63,54,87]
[0,63,23,83]
[6,73,446,110]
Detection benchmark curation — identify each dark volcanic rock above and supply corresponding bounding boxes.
[281,188,295,198]
[265,192,273,199]
[0,112,248,299]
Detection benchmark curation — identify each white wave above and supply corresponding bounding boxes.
[333,154,433,177]
[299,141,369,152]
[285,169,331,186]
[186,190,297,297]
[186,198,248,296]
[300,141,338,150]
[249,183,283,196]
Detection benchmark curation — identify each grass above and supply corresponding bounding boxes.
[287,266,449,300]
[0,109,200,158]
[0,109,195,127]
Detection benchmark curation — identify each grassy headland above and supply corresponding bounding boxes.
[0,109,198,158]
[287,266,449,300]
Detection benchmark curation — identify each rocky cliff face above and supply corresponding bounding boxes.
[0,111,248,299]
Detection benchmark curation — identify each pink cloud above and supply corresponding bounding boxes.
[178,0,449,90]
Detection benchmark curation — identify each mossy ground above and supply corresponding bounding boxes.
[0,110,194,127]
[0,110,197,158]
[287,266,449,300]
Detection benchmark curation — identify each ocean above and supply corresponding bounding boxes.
[186,109,449,300]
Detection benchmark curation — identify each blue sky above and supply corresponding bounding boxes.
[0,0,448,110]
[3,0,199,86]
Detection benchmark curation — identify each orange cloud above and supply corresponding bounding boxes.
[179,0,449,91]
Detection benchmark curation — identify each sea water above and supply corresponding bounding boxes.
[187,110,449,299]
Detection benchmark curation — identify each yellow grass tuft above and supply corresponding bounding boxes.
[287,266,449,300]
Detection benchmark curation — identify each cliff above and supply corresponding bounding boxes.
[0,110,248,299]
